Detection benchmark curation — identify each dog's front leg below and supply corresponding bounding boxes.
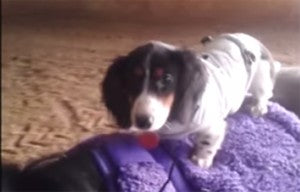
[191,120,227,168]
[248,60,277,116]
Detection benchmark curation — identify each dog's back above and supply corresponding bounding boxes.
[198,33,259,116]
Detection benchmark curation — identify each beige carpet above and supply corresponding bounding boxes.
[2,14,299,167]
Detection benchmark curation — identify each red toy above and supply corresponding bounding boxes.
[137,132,160,149]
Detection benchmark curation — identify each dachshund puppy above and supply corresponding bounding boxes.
[102,33,279,168]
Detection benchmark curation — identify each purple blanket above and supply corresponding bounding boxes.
[76,102,300,192]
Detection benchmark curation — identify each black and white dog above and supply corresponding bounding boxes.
[102,33,280,168]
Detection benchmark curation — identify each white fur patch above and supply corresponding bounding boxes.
[149,41,177,50]
[131,93,170,131]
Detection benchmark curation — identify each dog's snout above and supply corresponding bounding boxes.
[135,115,154,129]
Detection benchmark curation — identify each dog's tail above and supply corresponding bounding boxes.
[1,164,22,192]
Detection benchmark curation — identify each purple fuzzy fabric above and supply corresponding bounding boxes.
[118,162,176,192]
[85,102,300,192]
[160,102,300,192]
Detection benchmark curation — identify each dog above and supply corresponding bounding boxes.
[102,33,279,168]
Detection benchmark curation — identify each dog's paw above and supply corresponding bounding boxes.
[191,155,214,168]
[250,104,268,117]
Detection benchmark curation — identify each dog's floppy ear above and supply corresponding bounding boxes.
[169,49,208,125]
[102,56,131,128]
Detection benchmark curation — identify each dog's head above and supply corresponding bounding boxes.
[102,41,207,131]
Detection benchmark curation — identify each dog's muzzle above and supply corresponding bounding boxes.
[131,94,170,131]
[135,114,154,130]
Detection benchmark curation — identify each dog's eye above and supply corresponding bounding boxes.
[155,73,174,92]
[162,74,173,84]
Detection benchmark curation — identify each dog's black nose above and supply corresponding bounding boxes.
[136,115,153,129]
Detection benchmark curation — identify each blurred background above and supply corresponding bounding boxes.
[2,0,300,166]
